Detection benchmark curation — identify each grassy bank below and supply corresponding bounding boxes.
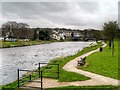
[1,42,103,89]
[0,40,62,48]
[78,40,119,79]
[47,85,120,90]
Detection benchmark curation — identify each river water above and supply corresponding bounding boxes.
[0,41,93,85]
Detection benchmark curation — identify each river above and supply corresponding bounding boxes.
[0,41,93,85]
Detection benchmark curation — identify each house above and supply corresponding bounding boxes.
[50,30,65,40]
[50,29,83,41]
[0,37,4,41]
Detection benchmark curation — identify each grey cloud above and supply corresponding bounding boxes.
[1,1,118,29]
[77,2,99,13]
[2,2,75,22]
[2,2,69,17]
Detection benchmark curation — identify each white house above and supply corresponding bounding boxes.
[0,37,4,40]
[51,30,66,40]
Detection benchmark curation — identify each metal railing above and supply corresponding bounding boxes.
[17,62,59,89]
[39,63,60,79]
[18,69,43,90]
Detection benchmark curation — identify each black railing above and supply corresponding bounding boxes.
[39,63,59,78]
[18,69,43,90]
[18,62,59,89]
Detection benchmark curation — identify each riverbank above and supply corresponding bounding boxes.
[0,40,66,48]
[47,85,120,90]
[1,42,102,89]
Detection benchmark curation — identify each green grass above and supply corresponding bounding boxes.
[1,42,103,89]
[41,57,90,82]
[78,40,119,79]
[46,85,120,90]
[0,40,58,48]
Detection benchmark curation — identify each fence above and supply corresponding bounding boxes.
[17,62,59,89]
[18,69,43,89]
[39,63,59,79]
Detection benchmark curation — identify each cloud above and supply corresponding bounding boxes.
[1,0,119,29]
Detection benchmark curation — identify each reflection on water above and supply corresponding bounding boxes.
[0,41,92,85]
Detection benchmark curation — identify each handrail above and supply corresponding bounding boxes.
[39,63,59,78]
[19,69,38,72]
[18,62,60,90]
[39,62,59,65]
[18,68,43,90]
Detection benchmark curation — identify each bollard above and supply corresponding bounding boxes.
[30,74,32,82]
[99,47,103,52]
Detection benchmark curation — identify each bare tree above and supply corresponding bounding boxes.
[2,21,32,39]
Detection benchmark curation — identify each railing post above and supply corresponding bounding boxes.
[18,68,20,88]
[41,70,43,90]
[39,63,40,78]
[30,74,32,82]
[58,64,59,78]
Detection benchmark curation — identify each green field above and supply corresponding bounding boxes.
[78,40,119,79]
[1,42,102,89]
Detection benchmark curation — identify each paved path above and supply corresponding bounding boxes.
[24,43,119,88]
[63,43,119,86]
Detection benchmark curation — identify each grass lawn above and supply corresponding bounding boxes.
[1,86,120,90]
[46,85,120,90]
[1,42,103,89]
[78,40,119,79]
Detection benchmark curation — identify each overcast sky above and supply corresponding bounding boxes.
[1,0,119,30]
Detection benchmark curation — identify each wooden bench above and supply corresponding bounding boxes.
[77,57,86,66]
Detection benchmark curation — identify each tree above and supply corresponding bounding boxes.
[33,29,37,40]
[103,21,119,56]
[83,30,88,41]
[39,31,45,40]
[93,30,101,42]
[1,21,32,39]
[44,30,49,40]
[38,30,50,40]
